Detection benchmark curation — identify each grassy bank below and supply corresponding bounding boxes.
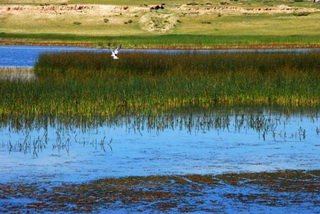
[0,51,319,118]
[1,0,320,47]
[2,33,320,49]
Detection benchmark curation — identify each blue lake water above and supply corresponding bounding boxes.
[0,111,319,184]
[1,45,320,67]
[0,45,102,67]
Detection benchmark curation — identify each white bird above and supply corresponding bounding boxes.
[111,44,121,59]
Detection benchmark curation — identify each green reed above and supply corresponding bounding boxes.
[35,51,320,77]
[1,51,320,118]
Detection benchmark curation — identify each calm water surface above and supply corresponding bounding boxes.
[0,111,319,184]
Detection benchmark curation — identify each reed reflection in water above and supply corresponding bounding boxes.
[0,110,319,183]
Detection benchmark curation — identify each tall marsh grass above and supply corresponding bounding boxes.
[35,51,320,76]
[1,51,320,118]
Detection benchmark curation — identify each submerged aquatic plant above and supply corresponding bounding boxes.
[1,170,320,213]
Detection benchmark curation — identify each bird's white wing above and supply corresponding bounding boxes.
[114,44,122,55]
[111,48,116,56]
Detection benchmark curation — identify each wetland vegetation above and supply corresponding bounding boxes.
[1,170,320,213]
[1,49,320,213]
[1,51,319,120]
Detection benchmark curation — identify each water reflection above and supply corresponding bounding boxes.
[0,109,319,183]
[1,110,320,155]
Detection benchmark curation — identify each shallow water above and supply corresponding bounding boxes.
[1,45,320,67]
[1,111,319,184]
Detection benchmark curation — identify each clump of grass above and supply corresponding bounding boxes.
[186,2,199,5]
[293,11,310,16]
[35,51,320,78]
[1,52,320,118]
[124,20,132,24]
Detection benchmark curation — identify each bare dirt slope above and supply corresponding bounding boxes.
[0,3,319,34]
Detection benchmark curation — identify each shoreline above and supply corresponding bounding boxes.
[2,42,320,50]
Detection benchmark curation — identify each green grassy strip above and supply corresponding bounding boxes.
[1,33,320,47]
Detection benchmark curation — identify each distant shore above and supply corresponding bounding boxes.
[2,42,320,50]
